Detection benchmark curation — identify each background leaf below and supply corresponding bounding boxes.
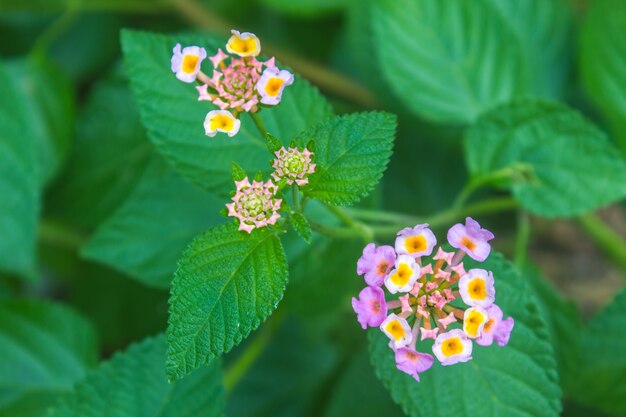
[369,253,562,417]
[0,299,97,417]
[568,288,626,417]
[465,100,626,217]
[580,0,626,151]
[48,334,225,417]
[0,60,40,277]
[82,156,223,288]
[121,29,332,196]
[166,223,288,381]
[47,69,152,230]
[371,0,527,124]
[298,112,396,205]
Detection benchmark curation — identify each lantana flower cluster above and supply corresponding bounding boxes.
[171,30,294,138]
[352,217,514,381]
[226,145,316,233]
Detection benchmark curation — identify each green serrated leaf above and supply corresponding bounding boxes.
[0,299,97,417]
[81,156,223,289]
[369,253,561,417]
[568,288,626,417]
[121,29,332,196]
[265,132,283,154]
[289,211,312,244]
[298,112,396,206]
[231,161,247,182]
[0,60,40,277]
[48,334,224,417]
[370,0,570,124]
[166,223,289,381]
[465,99,626,217]
[47,69,152,230]
[580,0,626,150]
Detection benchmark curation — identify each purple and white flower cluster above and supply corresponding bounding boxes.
[171,30,294,138]
[352,217,514,381]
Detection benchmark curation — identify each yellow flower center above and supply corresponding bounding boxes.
[460,236,477,251]
[209,114,235,132]
[227,35,259,55]
[385,320,406,341]
[442,337,464,357]
[464,310,487,337]
[182,55,199,74]
[468,278,487,300]
[404,235,427,253]
[390,263,412,287]
[265,77,285,97]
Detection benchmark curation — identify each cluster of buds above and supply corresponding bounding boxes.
[226,140,316,233]
[352,218,514,381]
[171,30,294,138]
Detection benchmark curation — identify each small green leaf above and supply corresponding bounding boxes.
[48,335,225,417]
[0,299,97,417]
[231,161,247,182]
[82,156,223,288]
[465,99,626,217]
[298,112,396,205]
[254,170,263,182]
[265,132,283,154]
[289,211,312,244]
[121,29,332,195]
[580,0,626,150]
[166,223,289,381]
[369,253,561,417]
[568,288,626,417]
[306,138,316,152]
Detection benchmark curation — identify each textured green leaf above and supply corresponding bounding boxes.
[568,288,626,417]
[121,29,332,195]
[0,61,40,277]
[82,156,223,288]
[465,100,626,217]
[289,211,312,244]
[297,112,396,205]
[47,69,152,230]
[371,0,525,123]
[580,0,626,150]
[49,334,224,417]
[523,263,581,391]
[369,253,561,417]
[166,223,288,381]
[226,317,339,417]
[0,299,97,417]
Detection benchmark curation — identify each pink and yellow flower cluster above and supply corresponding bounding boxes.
[171,30,294,138]
[226,145,315,233]
[352,217,514,381]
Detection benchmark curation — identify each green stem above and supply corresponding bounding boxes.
[514,210,531,268]
[249,112,268,140]
[292,184,301,213]
[453,165,530,209]
[309,220,364,240]
[223,312,282,394]
[578,213,626,276]
[324,203,373,242]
